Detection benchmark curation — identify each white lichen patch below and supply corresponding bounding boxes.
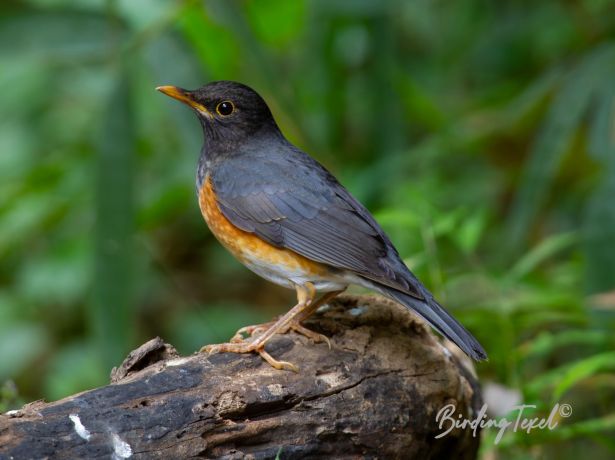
[111,432,132,459]
[217,391,247,416]
[317,372,346,388]
[165,356,193,367]
[69,414,91,441]
[266,383,284,396]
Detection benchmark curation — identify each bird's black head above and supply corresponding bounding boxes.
[157,81,279,151]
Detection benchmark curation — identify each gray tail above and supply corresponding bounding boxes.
[377,285,487,361]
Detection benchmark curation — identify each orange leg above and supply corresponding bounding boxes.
[287,289,345,348]
[201,282,317,372]
[229,289,345,346]
[201,284,344,371]
[230,321,277,343]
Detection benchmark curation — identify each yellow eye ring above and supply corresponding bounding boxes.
[216,100,235,116]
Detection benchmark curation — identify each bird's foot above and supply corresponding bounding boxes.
[200,283,339,372]
[229,319,330,348]
[288,322,331,349]
[200,341,299,372]
[229,320,277,343]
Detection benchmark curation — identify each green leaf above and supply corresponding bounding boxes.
[453,208,488,254]
[507,44,615,248]
[177,4,239,78]
[373,208,422,230]
[496,414,615,446]
[524,350,615,402]
[507,232,577,281]
[583,173,615,293]
[521,330,612,359]
[554,351,615,400]
[432,209,462,237]
[553,414,615,443]
[245,0,306,47]
[582,57,615,294]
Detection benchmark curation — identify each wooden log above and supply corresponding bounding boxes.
[0,295,482,459]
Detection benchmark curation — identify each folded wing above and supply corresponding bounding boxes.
[211,151,421,298]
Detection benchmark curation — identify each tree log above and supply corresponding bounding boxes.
[0,295,482,459]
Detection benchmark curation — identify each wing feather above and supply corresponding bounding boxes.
[211,150,422,298]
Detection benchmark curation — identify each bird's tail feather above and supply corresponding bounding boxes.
[374,284,487,361]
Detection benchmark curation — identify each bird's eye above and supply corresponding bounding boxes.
[216,101,234,116]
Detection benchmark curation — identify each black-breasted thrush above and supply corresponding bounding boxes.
[157,81,487,371]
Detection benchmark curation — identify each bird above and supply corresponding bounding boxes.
[157,81,487,371]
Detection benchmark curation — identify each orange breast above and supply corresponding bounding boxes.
[198,176,328,281]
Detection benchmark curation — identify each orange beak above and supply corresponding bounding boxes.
[156,85,211,116]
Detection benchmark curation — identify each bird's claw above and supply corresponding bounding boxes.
[258,348,299,372]
[290,323,331,349]
[199,344,220,354]
[199,341,299,372]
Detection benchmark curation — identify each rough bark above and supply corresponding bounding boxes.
[0,295,482,459]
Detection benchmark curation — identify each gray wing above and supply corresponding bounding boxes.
[210,149,423,299]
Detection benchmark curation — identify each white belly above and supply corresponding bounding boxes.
[242,253,351,292]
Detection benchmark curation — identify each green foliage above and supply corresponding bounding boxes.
[1,1,614,458]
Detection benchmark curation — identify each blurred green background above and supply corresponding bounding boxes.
[1,0,615,457]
